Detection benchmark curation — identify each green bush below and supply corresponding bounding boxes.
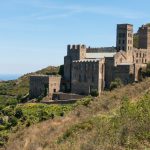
[6,98,18,106]
[75,97,93,107]
[110,78,122,90]
[141,62,150,78]
[8,116,18,127]
[2,106,14,116]
[90,89,99,97]
[15,108,23,119]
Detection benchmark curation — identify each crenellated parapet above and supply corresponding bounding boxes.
[67,44,86,60]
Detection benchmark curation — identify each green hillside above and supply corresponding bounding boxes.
[0,66,60,101]
[2,78,150,150]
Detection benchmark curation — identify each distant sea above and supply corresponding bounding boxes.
[0,74,22,81]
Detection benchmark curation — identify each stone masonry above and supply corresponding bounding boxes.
[29,75,61,99]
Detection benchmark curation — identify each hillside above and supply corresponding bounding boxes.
[0,66,60,101]
[2,78,150,150]
[0,66,64,147]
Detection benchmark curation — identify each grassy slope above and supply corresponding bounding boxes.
[4,78,150,150]
[0,66,61,147]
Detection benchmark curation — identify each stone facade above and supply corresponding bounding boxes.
[63,23,150,95]
[29,75,61,99]
[138,24,150,49]
[71,59,105,95]
[116,24,133,51]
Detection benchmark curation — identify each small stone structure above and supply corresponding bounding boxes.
[29,75,61,99]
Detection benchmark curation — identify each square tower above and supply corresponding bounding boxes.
[138,24,150,49]
[116,24,133,52]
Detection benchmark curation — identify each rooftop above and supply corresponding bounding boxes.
[86,52,116,59]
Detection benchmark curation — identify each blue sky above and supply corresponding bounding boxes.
[0,0,150,74]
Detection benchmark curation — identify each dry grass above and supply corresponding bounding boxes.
[3,78,150,150]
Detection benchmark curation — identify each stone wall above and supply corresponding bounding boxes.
[138,25,150,49]
[105,57,115,88]
[71,59,104,95]
[64,44,87,92]
[29,75,49,99]
[48,76,61,98]
[52,92,85,100]
[113,64,135,84]
[29,75,61,99]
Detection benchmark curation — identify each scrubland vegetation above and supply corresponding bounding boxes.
[1,65,150,149]
[0,78,150,149]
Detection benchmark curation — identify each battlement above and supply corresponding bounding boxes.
[67,44,86,51]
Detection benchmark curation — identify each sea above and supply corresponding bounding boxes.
[0,74,22,81]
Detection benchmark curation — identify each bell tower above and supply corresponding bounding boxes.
[116,24,133,52]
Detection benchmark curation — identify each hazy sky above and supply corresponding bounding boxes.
[0,0,150,74]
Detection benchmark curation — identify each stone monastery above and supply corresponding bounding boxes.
[30,23,150,99]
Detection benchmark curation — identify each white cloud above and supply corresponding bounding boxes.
[30,4,148,20]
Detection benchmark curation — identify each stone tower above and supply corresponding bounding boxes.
[138,24,150,49]
[116,24,133,52]
[64,44,86,91]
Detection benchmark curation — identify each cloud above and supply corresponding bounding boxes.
[0,1,148,21]
[30,3,148,20]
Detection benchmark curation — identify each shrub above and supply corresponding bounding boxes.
[141,62,150,78]
[17,94,23,101]
[60,112,64,117]
[38,110,49,121]
[6,98,18,106]
[8,116,18,127]
[50,113,55,119]
[110,78,122,90]
[2,106,14,116]
[90,89,99,97]
[15,108,23,119]
[75,97,93,107]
